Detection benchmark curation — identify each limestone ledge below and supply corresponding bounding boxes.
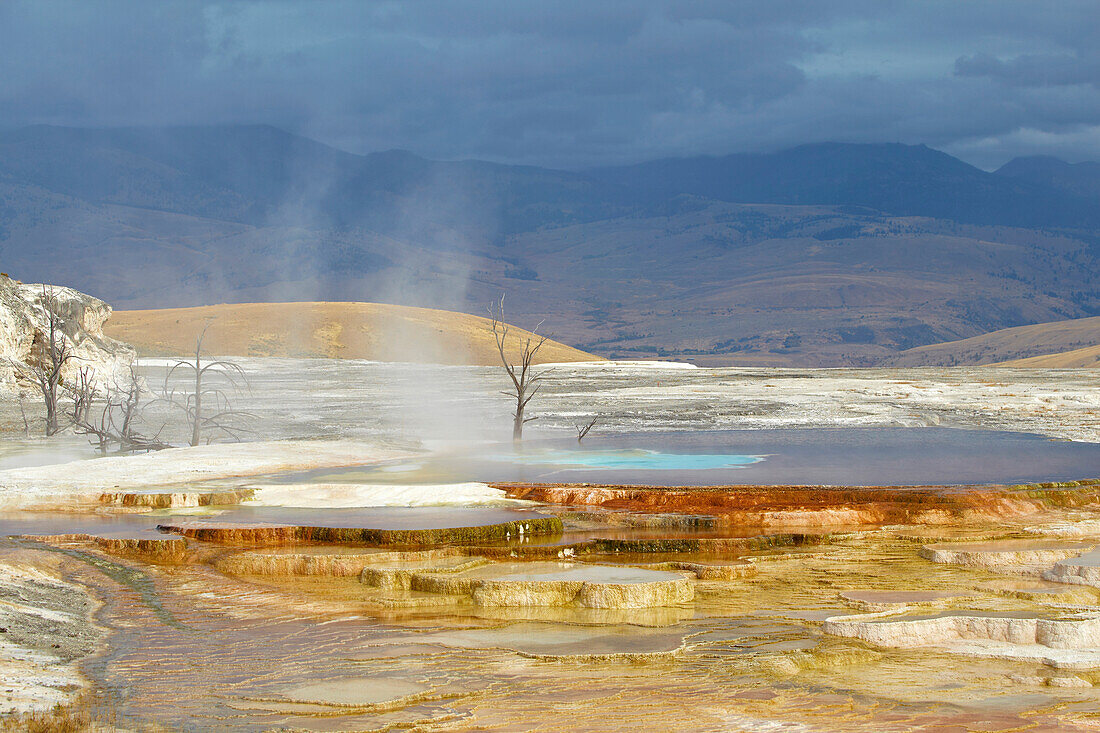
[98,489,255,510]
[360,556,490,591]
[919,543,1095,575]
[371,562,696,609]
[823,609,1100,669]
[216,548,471,578]
[157,515,563,546]
[1043,552,1100,590]
[24,533,188,562]
[660,560,756,581]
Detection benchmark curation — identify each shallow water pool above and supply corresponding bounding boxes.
[286,427,1100,487]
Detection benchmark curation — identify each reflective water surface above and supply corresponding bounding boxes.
[285,427,1100,487]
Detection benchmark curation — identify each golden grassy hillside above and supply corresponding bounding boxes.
[994,344,1100,368]
[105,302,603,366]
[891,316,1100,367]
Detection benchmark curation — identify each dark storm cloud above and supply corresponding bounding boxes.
[955,52,1100,88]
[2,0,1100,168]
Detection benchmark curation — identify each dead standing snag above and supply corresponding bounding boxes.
[162,322,255,446]
[575,416,598,443]
[9,285,77,435]
[71,365,169,454]
[489,294,548,442]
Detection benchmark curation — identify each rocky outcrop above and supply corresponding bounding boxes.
[0,275,134,393]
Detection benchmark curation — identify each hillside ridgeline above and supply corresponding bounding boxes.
[890,316,1100,367]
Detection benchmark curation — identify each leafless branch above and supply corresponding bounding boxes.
[71,365,169,454]
[11,285,78,435]
[575,416,598,443]
[158,320,254,446]
[489,293,551,441]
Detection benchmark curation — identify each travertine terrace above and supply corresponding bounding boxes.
[1,359,1099,731]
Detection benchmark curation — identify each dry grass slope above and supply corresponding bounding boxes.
[105,302,603,366]
[891,316,1100,367]
[994,344,1100,368]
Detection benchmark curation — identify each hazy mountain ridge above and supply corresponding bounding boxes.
[2,124,1100,365]
[0,125,634,240]
[996,155,1100,200]
[589,143,1100,229]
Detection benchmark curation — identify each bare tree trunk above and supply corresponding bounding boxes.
[575,417,597,443]
[10,285,76,436]
[513,409,524,441]
[17,398,29,436]
[44,394,58,436]
[190,341,203,447]
[489,294,548,442]
[162,321,254,447]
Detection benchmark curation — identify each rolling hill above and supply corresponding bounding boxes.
[890,316,1100,367]
[104,302,602,365]
[994,345,1100,368]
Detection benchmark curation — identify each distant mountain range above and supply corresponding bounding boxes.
[590,143,1100,229]
[1,124,1098,365]
[996,156,1100,200]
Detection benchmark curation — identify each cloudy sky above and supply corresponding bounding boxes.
[1,0,1099,169]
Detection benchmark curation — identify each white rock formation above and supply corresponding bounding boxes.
[1043,549,1100,589]
[0,275,134,393]
[0,439,416,510]
[918,542,1096,575]
[823,610,1100,669]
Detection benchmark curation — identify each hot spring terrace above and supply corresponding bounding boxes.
[2,363,1100,730]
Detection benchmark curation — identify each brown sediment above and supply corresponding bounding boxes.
[554,510,719,530]
[401,563,695,609]
[496,480,1100,527]
[22,533,189,562]
[663,560,756,580]
[97,488,255,509]
[215,548,472,578]
[447,532,832,561]
[156,516,564,547]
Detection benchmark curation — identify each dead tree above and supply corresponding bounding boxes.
[16,396,30,436]
[11,285,76,436]
[162,323,254,446]
[489,294,547,442]
[72,366,169,454]
[575,417,598,443]
[69,365,96,427]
